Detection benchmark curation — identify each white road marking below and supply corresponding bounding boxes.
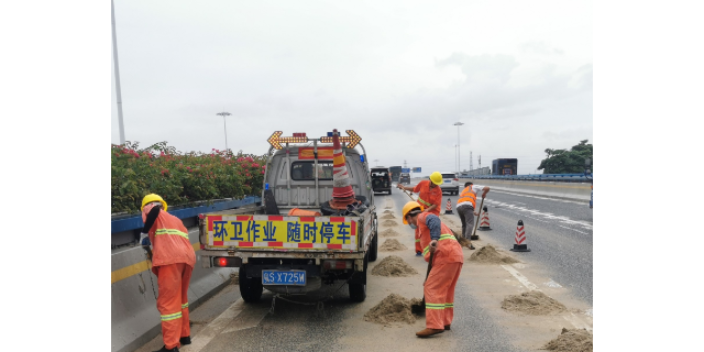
[558,225,589,235]
[544,279,562,288]
[501,265,592,331]
[501,265,540,291]
[181,298,245,352]
[485,199,593,231]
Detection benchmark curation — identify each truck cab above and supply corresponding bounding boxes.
[198,130,378,303]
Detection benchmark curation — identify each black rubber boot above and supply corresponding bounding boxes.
[153,346,179,352]
[180,336,191,345]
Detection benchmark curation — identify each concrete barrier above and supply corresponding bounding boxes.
[111,229,239,352]
[458,178,591,201]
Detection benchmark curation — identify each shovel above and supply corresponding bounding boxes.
[470,196,485,241]
[411,250,434,314]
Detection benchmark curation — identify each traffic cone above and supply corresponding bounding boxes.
[445,198,453,214]
[478,206,492,231]
[510,220,531,252]
[329,129,357,209]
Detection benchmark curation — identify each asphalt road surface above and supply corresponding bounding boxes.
[135,185,593,352]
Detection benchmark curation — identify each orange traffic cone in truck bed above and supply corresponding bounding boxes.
[329,128,357,209]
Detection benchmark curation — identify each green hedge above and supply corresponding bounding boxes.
[111,141,266,214]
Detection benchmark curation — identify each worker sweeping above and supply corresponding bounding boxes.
[456,182,490,250]
[140,194,197,352]
[403,201,464,338]
[397,171,443,256]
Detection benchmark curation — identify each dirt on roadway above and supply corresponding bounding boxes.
[544,328,593,352]
[468,244,519,264]
[380,239,407,252]
[371,255,418,277]
[380,228,400,237]
[363,294,421,326]
[502,291,567,315]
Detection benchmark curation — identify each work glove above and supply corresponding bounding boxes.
[140,234,151,246]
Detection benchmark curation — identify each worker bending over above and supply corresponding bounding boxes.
[403,201,464,338]
[456,182,490,250]
[141,194,197,352]
[397,171,443,255]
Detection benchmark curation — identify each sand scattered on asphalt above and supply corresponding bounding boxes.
[363,294,419,325]
[468,244,519,264]
[544,328,593,352]
[380,229,399,237]
[383,210,393,214]
[502,291,567,315]
[381,214,396,220]
[371,256,418,277]
[381,220,398,227]
[379,239,408,252]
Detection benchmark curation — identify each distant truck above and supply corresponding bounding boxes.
[389,166,402,183]
[198,130,379,303]
[492,158,518,175]
[371,167,392,195]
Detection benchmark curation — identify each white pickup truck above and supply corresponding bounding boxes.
[198,130,378,303]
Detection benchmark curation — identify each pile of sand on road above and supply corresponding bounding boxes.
[379,239,408,252]
[381,220,398,227]
[468,244,519,264]
[544,328,593,352]
[371,255,418,277]
[380,214,396,220]
[383,209,393,214]
[501,291,567,315]
[380,229,399,237]
[363,294,423,325]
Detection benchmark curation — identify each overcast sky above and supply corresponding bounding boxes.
[111,0,592,176]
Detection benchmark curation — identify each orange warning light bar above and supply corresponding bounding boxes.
[318,130,362,149]
[267,131,310,150]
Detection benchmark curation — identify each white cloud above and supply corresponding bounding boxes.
[111,0,592,175]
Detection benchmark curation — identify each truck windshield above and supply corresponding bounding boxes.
[291,161,345,180]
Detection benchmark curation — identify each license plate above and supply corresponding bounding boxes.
[444,179,451,183]
[262,270,307,286]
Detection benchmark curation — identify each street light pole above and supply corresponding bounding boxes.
[112,0,125,145]
[453,122,464,174]
[216,112,231,150]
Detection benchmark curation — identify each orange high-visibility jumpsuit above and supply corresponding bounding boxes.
[144,208,197,350]
[417,212,464,330]
[413,180,442,253]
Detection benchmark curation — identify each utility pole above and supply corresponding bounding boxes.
[469,152,474,175]
[479,155,482,174]
[403,160,407,168]
[453,122,464,174]
[112,0,125,145]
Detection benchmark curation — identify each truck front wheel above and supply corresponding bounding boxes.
[239,265,263,303]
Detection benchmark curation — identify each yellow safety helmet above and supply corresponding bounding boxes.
[429,171,443,186]
[402,201,423,225]
[141,193,168,212]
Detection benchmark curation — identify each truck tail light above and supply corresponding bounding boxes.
[214,257,242,267]
[200,243,205,250]
[323,260,352,270]
[198,213,205,220]
[453,178,459,181]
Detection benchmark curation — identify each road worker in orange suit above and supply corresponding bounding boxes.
[397,171,444,256]
[140,194,197,352]
[403,201,464,338]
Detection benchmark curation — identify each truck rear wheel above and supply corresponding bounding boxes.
[368,222,378,262]
[239,265,263,303]
[349,255,368,302]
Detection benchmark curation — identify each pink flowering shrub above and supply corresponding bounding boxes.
[111,141,267,213]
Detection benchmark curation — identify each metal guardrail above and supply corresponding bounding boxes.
[110,196,261,234]
[459,174,593,182]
